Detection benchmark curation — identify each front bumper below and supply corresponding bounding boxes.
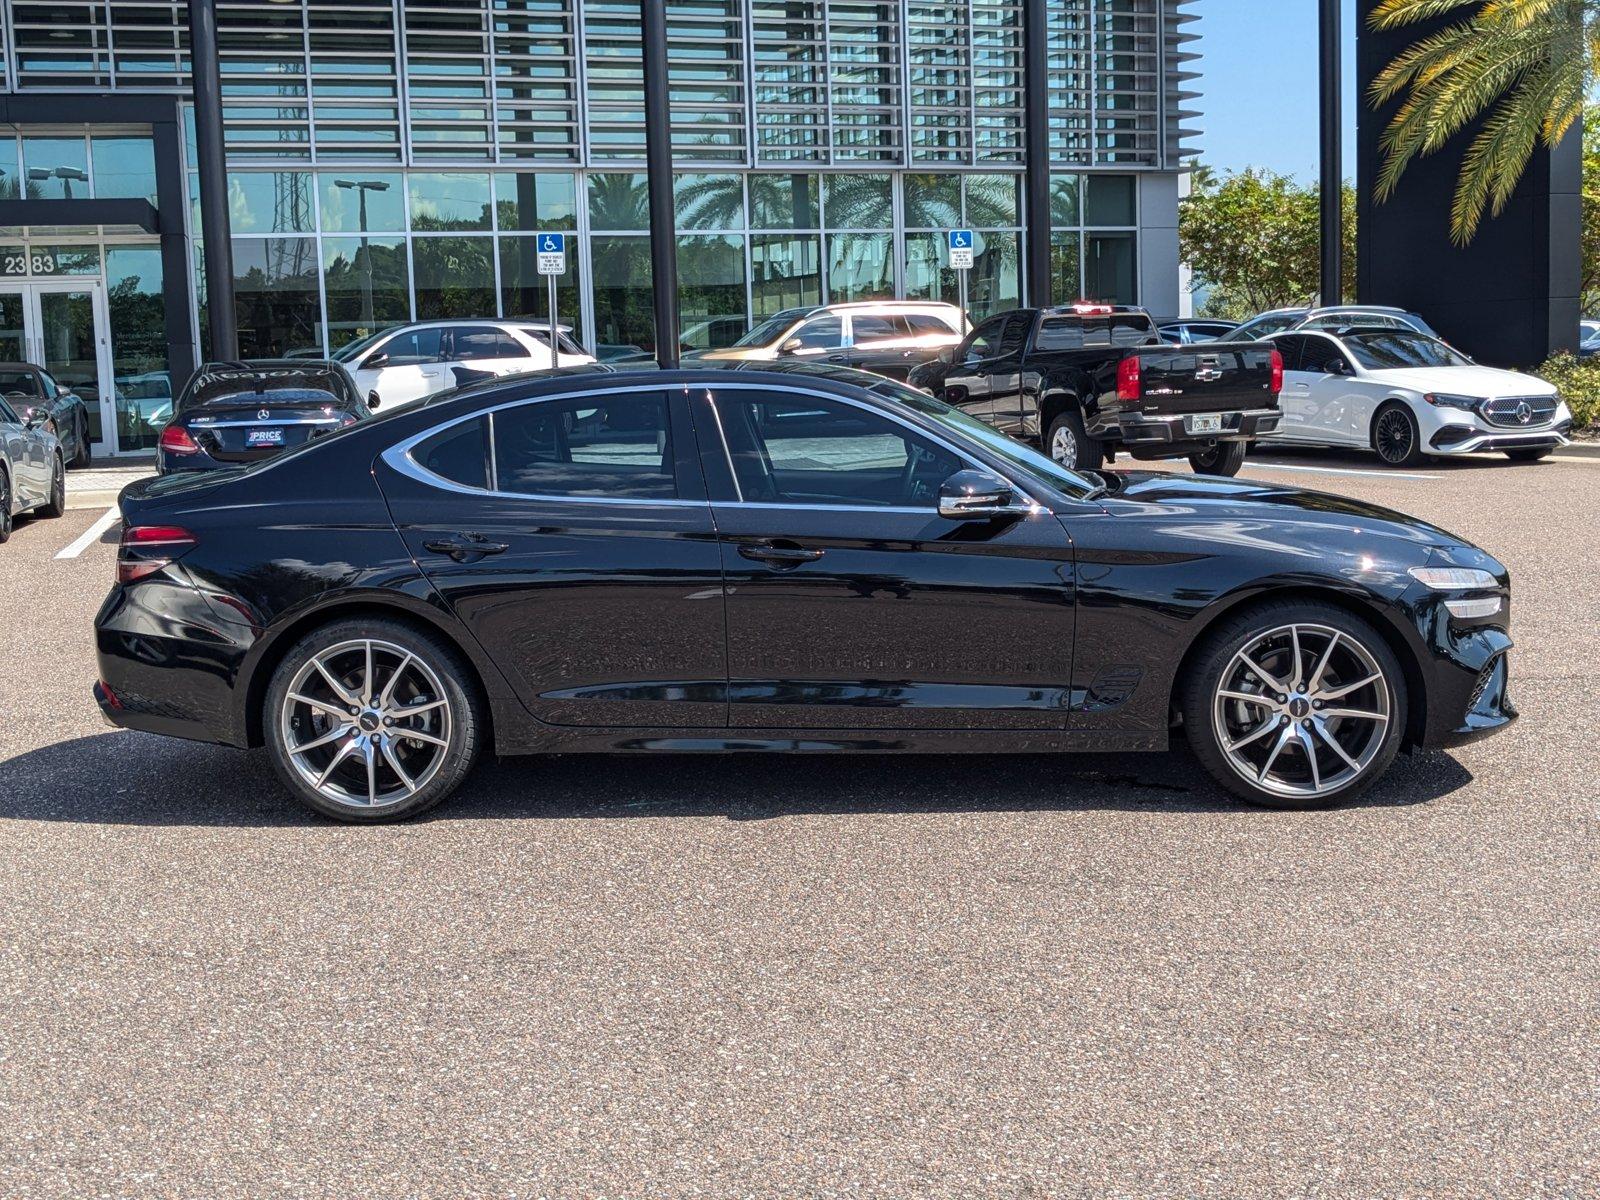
[1406,582,1518,750]
[1102,406,1282,448]
[1427,424,1571,454]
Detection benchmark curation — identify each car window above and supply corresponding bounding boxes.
[1035,319,1084,351]
[515,327,586,357]
[850,314,904,344]
[453,328,529,362]
[906,314,952,335]
[369,327,444,367]
[961,315,1008,360]
[1342,332,1469,370]
[715,393,960,508]
[0,370,35,396]
[790,315,843,350]
[39,372,57,398]
[1225,314,1299,341]
[0,396,18,424]
[412,417,490,489]
[1298,334,1350,373]
[1268,335,1307,372]
[492,392,675,499]
[997,314,1031,355]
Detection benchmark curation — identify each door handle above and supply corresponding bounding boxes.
[826,354,847,363]
[422,533,509,562]
[738,541,825,566]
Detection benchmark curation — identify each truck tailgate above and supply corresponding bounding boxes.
[1131,341,1278,416]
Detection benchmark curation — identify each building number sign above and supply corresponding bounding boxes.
[2,252,62,276]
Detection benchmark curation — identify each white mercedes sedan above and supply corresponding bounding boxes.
[1263,328,1572,466]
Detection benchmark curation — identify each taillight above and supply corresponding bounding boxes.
[117,524,196,584]
[159,424,199,455]
[1116,356,1142,402]
[1269,348,1284,394]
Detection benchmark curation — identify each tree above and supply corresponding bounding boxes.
[1584,104,1600,313]
[1368,0,1591,244]
[1178,168,1356,319]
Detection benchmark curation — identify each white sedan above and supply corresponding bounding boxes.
[1263,329,1573,466]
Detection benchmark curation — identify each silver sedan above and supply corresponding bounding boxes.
[0,392,65,543]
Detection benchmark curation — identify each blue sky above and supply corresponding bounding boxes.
[1193,0,1358,182]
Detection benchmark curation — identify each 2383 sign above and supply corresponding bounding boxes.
[2,252,59,276]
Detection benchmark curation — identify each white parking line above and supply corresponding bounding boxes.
[56,506,121,560]
[1242,460,1441,482]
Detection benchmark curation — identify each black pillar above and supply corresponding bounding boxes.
[1357,0,1580,366]
[189,0,237,360]
[642,0,679,367]
[1318,0,1342,306]
[1023,0,1051,307]
[152,108,198,388]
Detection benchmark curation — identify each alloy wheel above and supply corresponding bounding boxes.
[279,638,453,810]
[1211,622,1392,800]
[1050,424,1078,468]
[1375,409,1415,464]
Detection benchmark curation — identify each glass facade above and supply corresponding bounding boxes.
[0,0,1194,445]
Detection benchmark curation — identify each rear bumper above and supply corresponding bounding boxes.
[1094,406,1282,450]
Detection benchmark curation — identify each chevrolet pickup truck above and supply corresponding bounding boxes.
[907,304,1283,475]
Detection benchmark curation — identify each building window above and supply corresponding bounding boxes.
[1050,172,1137,304]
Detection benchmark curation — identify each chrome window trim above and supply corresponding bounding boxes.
[381,379,1045,515]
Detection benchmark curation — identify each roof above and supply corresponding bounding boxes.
[0,362,41,372]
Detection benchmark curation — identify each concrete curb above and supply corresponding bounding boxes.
[66,490,125,511]
[1554,440,1600,459]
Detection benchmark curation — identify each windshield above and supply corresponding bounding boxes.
[868,379,1100,500]
[330,328,391,362]
[1222,314,1301,342]
[1342,332,1470,370]
[734,314,803,348]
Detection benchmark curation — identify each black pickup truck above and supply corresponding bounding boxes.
[907,304,1283,475]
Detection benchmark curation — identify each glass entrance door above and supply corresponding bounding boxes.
[2,282,115,454]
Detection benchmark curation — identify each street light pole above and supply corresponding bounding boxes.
[336,179,389,335]
[1319,0,1343,306]
[1023,0,1052,307]
[189,0,237,359]
[642,0,679,368]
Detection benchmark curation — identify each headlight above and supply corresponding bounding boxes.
[1423,392,1481,410]
[1407,566,1499,590]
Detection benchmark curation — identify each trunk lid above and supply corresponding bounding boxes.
[1129,342,1279,416]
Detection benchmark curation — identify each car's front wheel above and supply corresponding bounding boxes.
[1188,441,1246,476]
[264,618,483,822]
[1372,403,1424,467]
[1181,602,1406,809]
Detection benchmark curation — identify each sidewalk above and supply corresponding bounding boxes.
[66,457,155,511]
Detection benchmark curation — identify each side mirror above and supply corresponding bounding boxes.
[361,351,389,370]
[779,337,804,355]
[936,346,955,364]
[938,468,1025,520]
[1324,359,1347,375]
[366,391,382,410]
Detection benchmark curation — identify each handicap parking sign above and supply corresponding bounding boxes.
[536,232,566,276]
[947,228,974,270]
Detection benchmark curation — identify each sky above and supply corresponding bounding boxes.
[1192,0,1359,182]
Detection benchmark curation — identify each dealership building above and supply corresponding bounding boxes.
[0,0,1196,456]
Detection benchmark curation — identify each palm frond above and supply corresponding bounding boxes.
[1450,65,1571,240]
[1480,0,1570,29]
[1370,0,1484,29]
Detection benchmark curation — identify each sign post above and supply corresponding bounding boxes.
[948,228,974,321]
[536,232,567,366]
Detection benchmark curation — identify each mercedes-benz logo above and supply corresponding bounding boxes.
[257,408,271,421]
[1514,401,1532,425]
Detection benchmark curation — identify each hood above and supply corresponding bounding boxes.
[1093,470,1473,557]
[1360,364,1557,398]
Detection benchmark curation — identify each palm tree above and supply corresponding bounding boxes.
[1369,0,1591,243]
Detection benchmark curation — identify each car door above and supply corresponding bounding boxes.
[0,395,45,506]
[376,385,729,728]
[1269,335,1316,441]
[448,325,540,381]
[842,314,915,378]
[779,313,847,363]
[934,315,1009,426]
[1294,333,1368,446]
[357,327,449,411]
[691,384,1077,730]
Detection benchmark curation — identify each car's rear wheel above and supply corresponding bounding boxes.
[264,618,483,822]
[1188,440,1246,476]
[1503,447,1552,462]
[1372,403,1424,467]
[1181,602,1406,810]
[37,455,65,518]
[1046,408,1103,472]
[0,469,11,543]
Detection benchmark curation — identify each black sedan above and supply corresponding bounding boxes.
[0,362,93,468]
[96,362,1516,822]
[157,359,373,474]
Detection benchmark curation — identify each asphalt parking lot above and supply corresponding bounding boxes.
[2,449,1597,1198]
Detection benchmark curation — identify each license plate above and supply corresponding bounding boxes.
[1186,414,1224,435]
[246,428,284,447]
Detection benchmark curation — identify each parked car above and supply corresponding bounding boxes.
[1579,319,1600,358]
[157,360,374,475]
[1157,319,1240,345]
[0,391,65,542]
[680,315,752,352]
[0,362,92,468]
[1265,327,1573,465]
[1221,305,1441,344]
[908,304,1282,475]
[332,320,596,412]
[687,300,968,380]
[97,360,1517,822]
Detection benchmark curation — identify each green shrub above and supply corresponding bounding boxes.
[1530,353,1600,432]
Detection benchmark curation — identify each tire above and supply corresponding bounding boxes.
[37,455,65,519]
[1045,408,1104,472]
[1188,440,1246,476]
[1504,447,1552,463]
[72,413,91,468]
[263,617,484,823]
[0,468,11,544]
[1180,600,1407,810]
[1372,402,1424,467]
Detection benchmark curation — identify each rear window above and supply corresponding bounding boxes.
[1034,314,1154,351]
[412,417,489,489]
[179,367,355,412]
